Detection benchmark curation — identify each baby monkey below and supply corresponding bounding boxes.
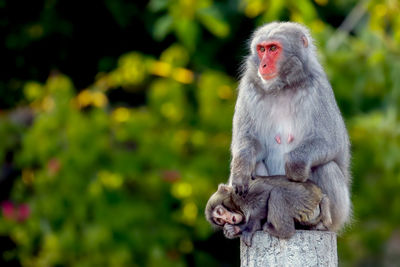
[205,175,332,246]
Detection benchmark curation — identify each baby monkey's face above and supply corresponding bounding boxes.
[212,205,243,226]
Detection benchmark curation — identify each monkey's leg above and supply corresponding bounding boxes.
[311,194,332,230]
[310,162,351,232]
[320,194,332,229]
[263,188,295,239]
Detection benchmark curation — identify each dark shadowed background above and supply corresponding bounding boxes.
[1,0,400,266]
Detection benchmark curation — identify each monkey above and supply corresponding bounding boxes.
[205,175,332,246]
[229,22,351,232]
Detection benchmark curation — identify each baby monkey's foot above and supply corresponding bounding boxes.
[241,231,254,247]
[312,222,328,230]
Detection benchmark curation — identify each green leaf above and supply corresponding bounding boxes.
[197,7,230,38]
[291,0,317,21]
[153,15,173,41]
[262,0,285,22]
[173,18,199,51]
[148,0,168,12]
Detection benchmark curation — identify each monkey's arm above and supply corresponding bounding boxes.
[240,218,262,247]
[285,137,338,182]
[230,108,264,197]
[230,138,259,195]
[223,218,262,246]
[229,90,267,197]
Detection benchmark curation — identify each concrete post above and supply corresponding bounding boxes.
[240,230,337,267]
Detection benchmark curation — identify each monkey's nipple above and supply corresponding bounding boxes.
[275,135,281,144]
[288,134,294,143]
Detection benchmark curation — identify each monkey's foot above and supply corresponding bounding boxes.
[241,231,254,247]
[311,222,329,231]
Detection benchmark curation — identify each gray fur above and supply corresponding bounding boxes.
[229,22,351,232]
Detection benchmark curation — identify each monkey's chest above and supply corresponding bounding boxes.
[271,120,294,145]
[259,110,300,175]
[259,105,297,145]
[251,95,305,175]
[264,121,295,175]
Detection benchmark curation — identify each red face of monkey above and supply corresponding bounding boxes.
[212,204,243,226]
[256,41,282,80]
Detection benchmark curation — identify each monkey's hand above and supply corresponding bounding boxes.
[231,174,252,198]
[223,224,241,239]
[284,152,310,182]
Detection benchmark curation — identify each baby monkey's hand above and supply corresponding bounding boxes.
[223,224,241,239]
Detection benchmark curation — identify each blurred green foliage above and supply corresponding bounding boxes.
[1,0,400,266]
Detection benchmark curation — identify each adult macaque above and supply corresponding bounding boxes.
[205,175,332,246]
[229,22,351,231]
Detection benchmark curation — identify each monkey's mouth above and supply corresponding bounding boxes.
[261,72,278,80]
[258,70,278,81]
[231,214,243,224]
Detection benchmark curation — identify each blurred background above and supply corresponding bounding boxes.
[0,0,399,266]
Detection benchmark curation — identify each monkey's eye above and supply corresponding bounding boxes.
[217,207,223,215]
[269,45,277,52]
[259,46,265,52]
[215,218,224,226]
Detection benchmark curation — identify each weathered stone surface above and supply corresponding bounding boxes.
[240,230,337,267]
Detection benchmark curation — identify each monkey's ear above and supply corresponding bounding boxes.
[218,184,232,193]
[301,35,308,48]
